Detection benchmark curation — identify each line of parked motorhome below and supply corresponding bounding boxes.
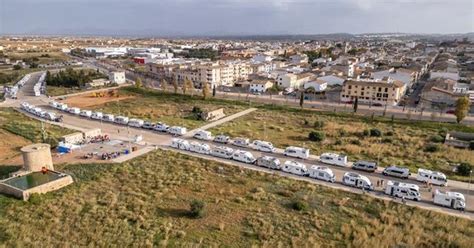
[33,72,46,97]
[20,102,63,122]
[5,74,31,99]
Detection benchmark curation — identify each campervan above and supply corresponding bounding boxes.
[252,140,276,153]
[210,146,234,159]
[308,166,335,182]
[57,103,68,111]
[232,150,256,164]
[154,122,169,132]
[91,112,103,120]
[171,138,190,150]
[142,121,155,130]
[214,135,230,144]
[282,161,308,176]
[20,102,30,110]
[256,156,281,170]
[68,107,81,115]
[383,166,410,179]
[169,126,187,136]
[433,190,465,210]
[102,114,115,122]
[342,172,373,190]
[352,160,378,172]
[416,169,447,186]
[49,101,59,108]
[80,110,92,118]
[33,107,43,115]
[319,153,348,167]
[284,146,310,159]
[385,181,421,201]
[189,142,211,155]
[115,116,129,125]
[45,112,57,121]
[128,119,144,128]
[194,130,213,141]
[233,138,250,148]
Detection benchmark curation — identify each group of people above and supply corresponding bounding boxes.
[101,151,122,160]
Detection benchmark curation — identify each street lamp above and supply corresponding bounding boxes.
[469,169,473,194]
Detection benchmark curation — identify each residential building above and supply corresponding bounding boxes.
[340,78,406,106]
[420,78,468,108]
[290,54,309,64]
[249,79,274,93]
[277,72,314,89]
[109,71,126,84]
[304,79,328,92]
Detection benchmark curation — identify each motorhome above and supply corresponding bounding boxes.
[282,161,308,176]
[39,111,47,118]
[33,107,43,115]
[284,146,310,159]
[142,121,155,130]
[189,142,211,155]
[416,169,447,186]
[252,140,276,153]
[128,119,144,128]
[57,103,68,111]
[154,122,169,132]
[210,146,234,159]
[194,130,213,141]
[91,112,103,120]
[171,138,190,150]
[433,190,465,210]
[232,150,256,164]
[68,107,81,115]
[49,101,59,108]
[20,102,30,110]
[232,138,250,148]
[45,112,57,121]
[256,156,281,170]
[115,116,129,125]
[383,166,410,179]
[385,181,421,201]
[342,172,373,191]
[80,110,92,118]
[214,135,230,144]
[169,126,187,136]
[352,160,378,172]
[319,153,348,167]
[308,166,335,182]
[102,114,115,122]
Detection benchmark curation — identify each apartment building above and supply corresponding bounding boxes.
[277,72,314,89]
[340,78,406,106]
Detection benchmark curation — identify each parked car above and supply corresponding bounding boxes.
[382,166,410,179]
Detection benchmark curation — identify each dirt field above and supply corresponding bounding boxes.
[61,94,135,108]
[0,129,30,165]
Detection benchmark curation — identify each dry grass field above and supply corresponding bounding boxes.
[0,150,471,246]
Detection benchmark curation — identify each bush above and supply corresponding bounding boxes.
[189,199,205,218]
[334,139,343,145]
[13,64,22,70]
[314,120,325,129]
[386,131,394,136]
[308,131,325,142]
[362,129,369,136]
[338,129,347,137]
[424,143,439,153]
[291,199,309,211]
[369,128,382,137]
[457,163,472,176]
[350,139,361,145]
[430,135,445,143]
[382,138,392,144]
[470,141,474,150]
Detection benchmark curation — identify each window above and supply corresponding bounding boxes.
[384,88,388,93]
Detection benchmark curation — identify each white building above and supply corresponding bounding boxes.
[277,73,313,89]
[249,80,274,93]
[304,79,327,92]
[290,54,309,64]
[109,71,126,85]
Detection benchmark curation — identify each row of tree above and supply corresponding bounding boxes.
[135,78,216,100]
[46,68,106,88]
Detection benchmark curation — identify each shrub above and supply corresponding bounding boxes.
[430,135,445,143]
[386,131,394,136]
[291,199,309,211]
[369,128,382,137]
[350,139,361,145]
[457,163,472,176]
[362,129,369,136]
[337,129,347,137]
[314,120,325,129]
[335,139,343,145]
[308,131,325,142]
[470,141,474,150]
[424,143,439,153]
[189,199,205,218]
[303,119,310,125]
[382,138,392,143]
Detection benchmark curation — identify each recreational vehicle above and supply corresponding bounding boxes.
[342,172,373,191]
[214,135,230,144]
[282,161,308,176]
[256,156,281,170]
[308,166,336,182]
[284,146,310,159]
[91,112,103,120]
[49,101,59,108]
[352,161,378,172]
[383,166,410,179]
[114,116,129,125]
[433,190,465,210]
[232,150,256,164]
[319,153,348,167]
[57,103,68,111]
[33,107,43,115]
[80,110,92,118]
[142,121,155,130]
[232,138,250,148]
[128,119,145,128]
[189,142,211,155]
[385,181,421,201]
[154,122,169,132]
[210,146,234,159]
[416,169,447,186]
[45,112,57,121]
[171,138,190,150]
[169,126,187,136]
[194,130,213,141]
[102,114,115,122]
[252,140,276,153]
[68,107,81,115]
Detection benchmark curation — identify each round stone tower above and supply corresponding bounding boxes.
[20,143,54,172]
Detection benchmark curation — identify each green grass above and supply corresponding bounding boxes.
[0,149,471,246]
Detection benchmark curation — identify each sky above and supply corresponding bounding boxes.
[0,0,473,36]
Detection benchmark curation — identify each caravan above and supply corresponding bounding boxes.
[210,146,234,159]
[142,121,155,130]
[68,107,81,115]
[154,122,169,132]
[102,114,115,122]
[49,101,59,108]
[308,166,336,182]
[80,110,92,118]
[385,181,421,201]
[232,150,256,164]
[319,153,348,167]
[91,112,103,120]
[433,190,465,210]
[282,161,308,176]
[416,169,447,186]
[115,116,129,125]
[214,135,230,144]
[232,138,250,148]
[171,138,190,150]
[342,172,373,191]
[256,156,281,170]
[57,103,68,111]
[169,126,187,136]
[128,119,145,128]
[194,130,213,141]
[252,140,276,153]
[189,142,211,155]
[284,146,310,159]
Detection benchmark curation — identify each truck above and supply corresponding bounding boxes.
[416,168,447,186]
[384,181,421,201]
[433,190,465,210]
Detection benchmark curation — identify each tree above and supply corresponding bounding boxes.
[308,131,325,142]
[299,92,304,108]
[134,78,143,88]
[353,97,359,113]
[202,83,210,100]
[456,163,472,176]
[189,199,205,218]
[454,96,470,123]
[13,64,22,70]
[212,85,216,97]
[161,79,168,92]
[182,79,193,95]
[172,78,179,94]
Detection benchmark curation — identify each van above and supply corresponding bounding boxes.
[45,112,57,121]
[68,107,81,115]
[383,166,410,179]
[214,135,230,144]
[282,161,308,176]
[49,101,59,108]
[308,166,335,182]
[128,119,144,128]
[142,121,155,130]
[342,172,373,191]
[352,160,378,172]
[80,110,92,118]
[171,138,190,150]
[284,146,310,159]
[232,150,257,164]
[233,138,250,148]
[256,156,281,170]
[189,142,211,155]
[102,114,115,122]
[319,153,348,166]
[91,112,103,120]
[57,103,68,111]
[433,190,465,210]
[210,146,234,159]
[154,122,169,132]
[115,116,129,125]
[385,181,421,201]
[169,126,187,136]
[416,168,447,186]
[194,130,213,141]
[252,140,276,153]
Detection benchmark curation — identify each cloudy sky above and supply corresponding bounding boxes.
[0,0,472,36]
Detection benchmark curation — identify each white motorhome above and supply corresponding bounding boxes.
[154,122,169,132]
[169,126,187,136]
[115,116,129,125]
[308,166,335,182]
[49,101,59,108]
[80,110,92,118]
[252,140,276,153]
[232,150,256,164]
[142,121,155,130]
[284,146,310,159]
[416,169,447,186]
[171,138,190,150]
[232,138,250,148]
[210,146,234,159]
[57,103,68,111]
[385,181,421,201]
[45,112,57,121]
[319,153,348,167]
[282,161,308,176]
[214,135,230,144]
[102,114,115,122]
[68,107,81,115]
[91,112,103,120]
[342,172,373,191]
[128,119,145,128]
[256,156,281,170]
[194,130,213,141]
[189,142,211,155]
[433,190,465,210]
[33,107,43,115]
